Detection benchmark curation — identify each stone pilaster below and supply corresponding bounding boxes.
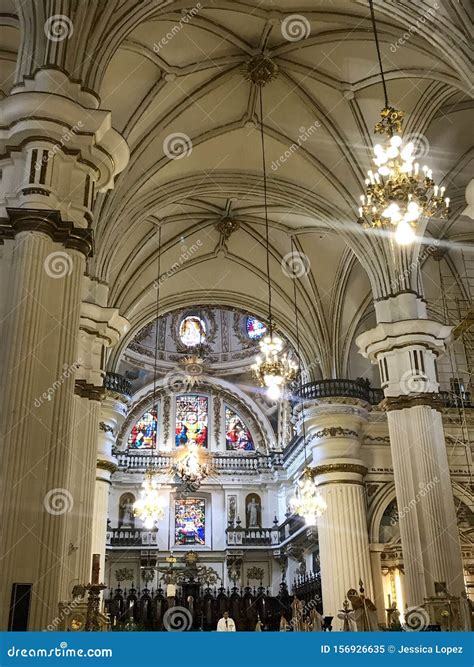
[300,399,374,624]
[357,293,465,606]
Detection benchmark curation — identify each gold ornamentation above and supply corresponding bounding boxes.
[380,394,444,412]
[96,459,118,474]
[242,54,278,86]
[311,463,368,477]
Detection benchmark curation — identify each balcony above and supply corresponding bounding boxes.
[106,528,158,547]
[297,378,383,404]
[115,451,283,474]
[105,372,132,396]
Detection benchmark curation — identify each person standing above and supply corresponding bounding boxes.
[216,611,236,632]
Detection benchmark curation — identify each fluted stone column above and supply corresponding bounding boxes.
[0,69,128,629]
[92,378,130,575]
[370,544,387,625]
[301,398,374,624]
[357,293,464,606]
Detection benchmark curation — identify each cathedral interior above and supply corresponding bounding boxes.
[0,0,472,633]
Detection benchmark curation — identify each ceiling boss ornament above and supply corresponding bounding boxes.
[357,2,450,245]
[244,54,297,400]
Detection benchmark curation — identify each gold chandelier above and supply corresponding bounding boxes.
[252,334,297,400]
[290,468,326,526]
[174,443,209,492]
[358,2,449,245]
[133,469,166,530]
[244,54,298,400]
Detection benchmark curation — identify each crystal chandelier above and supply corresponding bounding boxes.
[244,54,298,400]
[357,2,449,245]
[174,443,209,492]
[133,469,166,530]
[290,468,326,526]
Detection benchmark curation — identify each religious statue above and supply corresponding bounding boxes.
[119,495,135,527]
[279,614,290,632]
[387,602,401,629]
[309,607,324,631]
[337,599,357,632]
[290,596,304,631]
[347,587,378,631]
[246,496,260,527]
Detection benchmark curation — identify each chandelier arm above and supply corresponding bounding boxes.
[290,235,308,464]
[369,0,389,110]
[259,84,273,337]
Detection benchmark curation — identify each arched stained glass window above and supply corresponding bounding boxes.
[246,316,266,340]
[179,316,206,347]
[127,408,157,449]
[175,395,208,448]
[225,406,255,451]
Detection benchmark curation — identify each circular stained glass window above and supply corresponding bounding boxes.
[246,316,266,340]
[179,316,206,347]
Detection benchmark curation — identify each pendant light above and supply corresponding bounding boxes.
[357,0,449,244]
[287,236,326,525]
[244,54,297,400]
[133,226,166,528]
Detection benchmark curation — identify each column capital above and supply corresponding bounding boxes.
[0,208,93,256]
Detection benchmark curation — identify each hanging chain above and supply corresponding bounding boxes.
[291,235,308,464]
[259,85,273,338]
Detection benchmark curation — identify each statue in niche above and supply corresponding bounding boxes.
[245,493,261,528]
[119,493,135,527]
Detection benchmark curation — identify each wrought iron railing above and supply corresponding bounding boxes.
[106,528,158,547]
[105,372,132,396]
[297,379,375,402]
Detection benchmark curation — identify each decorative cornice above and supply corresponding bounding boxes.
[312,463,368,478]
[1,208,93,257]
[97,459,118,474]
[311,426,359,440]
[74,380,104,401]
[380,393,444,412]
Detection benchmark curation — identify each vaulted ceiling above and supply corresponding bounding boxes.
[0,0,472,379]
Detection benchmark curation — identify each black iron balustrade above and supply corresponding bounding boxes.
[297,379,373,402]
[105,372,132,396]
[107,528,158,547]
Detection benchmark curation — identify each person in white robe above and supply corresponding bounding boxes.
[217,611,236,632]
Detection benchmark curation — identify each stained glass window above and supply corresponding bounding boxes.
[179,316,206,347]
[127,408,157,449]
[175,497,205,545]
[225,406,255,451]
[246,316,266,340]
[175,395,208,447]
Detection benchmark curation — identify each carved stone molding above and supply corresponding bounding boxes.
[311,426,359,439]
[75,380,104,401]
[96,459,118,474]
[1,208,94,257]
[380,394,444,412]
[312,463,368,478]
[99,422,114,434]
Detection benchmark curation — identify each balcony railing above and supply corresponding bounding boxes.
[297,379,380,403]
[115,452,283,473]
[105,372,132,396]
[106,528,158,547]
